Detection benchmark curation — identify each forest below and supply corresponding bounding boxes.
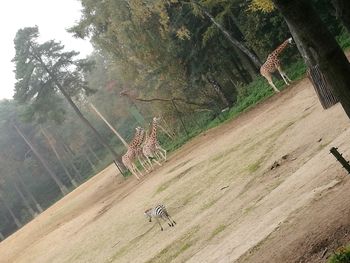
[0,0,349,240]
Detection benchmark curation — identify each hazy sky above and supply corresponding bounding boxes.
[0,0,93,99]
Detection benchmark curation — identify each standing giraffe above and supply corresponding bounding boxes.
[122,127,144,180]
[143,117,167,165]
[135,127,153,173]
[260,38,293,93]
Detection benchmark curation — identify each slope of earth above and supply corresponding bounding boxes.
[0,77,349,263]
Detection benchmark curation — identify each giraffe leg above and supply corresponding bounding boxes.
[132,163,143,177]
[144,156,154,170]
[125,162,140,180]
[138,156,150,173]
[277,66,291,84]
[264,74,280,93]
[158,146,167,161]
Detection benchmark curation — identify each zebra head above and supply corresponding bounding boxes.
[144,208,152,222]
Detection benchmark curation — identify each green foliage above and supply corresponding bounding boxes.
[337,29,350,50]
[328,246,350,263]
[13,26,93,124]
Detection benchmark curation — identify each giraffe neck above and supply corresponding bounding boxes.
[271,39,290,57]
[129,130,141,148]
[150,120,158,141]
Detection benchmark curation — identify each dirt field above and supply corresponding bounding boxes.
[1,77,350,263]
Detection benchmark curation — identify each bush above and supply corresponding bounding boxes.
[328,246,350,263]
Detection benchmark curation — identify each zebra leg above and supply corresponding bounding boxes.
[167,215,176,225]
[156,218,163,231]
[160,215,172,227]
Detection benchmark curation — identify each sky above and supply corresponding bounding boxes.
[0,0,93,99]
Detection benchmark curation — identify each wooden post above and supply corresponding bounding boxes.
[89,103,128,148]
[330,147,350,174]
[307,65,339,109]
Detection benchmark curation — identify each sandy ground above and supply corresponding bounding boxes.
[1,76,350,263]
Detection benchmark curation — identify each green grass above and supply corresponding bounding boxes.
[328,246,350,263]
[209,224,227,240]
[247,161,262,173]
[154,167,192,195]
[145,225,200,263]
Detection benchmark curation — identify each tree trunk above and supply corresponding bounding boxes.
[89,103,128,148]
[12,181,37,218]
[272,0,350,118]
[84,152,98,173]
[171,100,189,136]
[0,193,22,228]
[201,9,262,68]
[206,75,230,108]
[16,172,43,213]
[87,144,102,163]
[41,128,78,188]
[48,131,84,182]
[13,124,68,195]
[331,0,350,33]
[286,20,338,109]
[36,56,126,176]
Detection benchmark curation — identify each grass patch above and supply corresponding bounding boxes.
[154,167,193,195]
[145,225,200,263]
[167,159,192,173]
[200,197,220,212]
[209,224,227,240]
[247,160,262,173]
[328,246,350,263]
[180,190,203,206]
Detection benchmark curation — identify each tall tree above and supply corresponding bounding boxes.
[13,123,69,195]
[12,26,126,175]
[271,0,350,118]
[0,192,22,229]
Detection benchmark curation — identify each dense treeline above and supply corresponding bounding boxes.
[0,0,348,239]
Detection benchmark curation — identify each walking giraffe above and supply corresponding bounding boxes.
[122,127,144,180]
[143,117,167,165]
[260,37,293,93]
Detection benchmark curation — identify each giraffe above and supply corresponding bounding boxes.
[135,127,153,173]
[143,117,167,165]
[260,37,293,93]
[122,127,144,180]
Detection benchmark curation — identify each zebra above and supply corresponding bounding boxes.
[144,204,176,231]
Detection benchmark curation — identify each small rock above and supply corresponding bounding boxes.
[318,138,322,142]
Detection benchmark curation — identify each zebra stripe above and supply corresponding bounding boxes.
[144,204,176,231]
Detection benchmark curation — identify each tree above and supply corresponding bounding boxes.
[13,123,69,195]
[271,0,350,118]
[331,0,350,33]
[12,26,126,175]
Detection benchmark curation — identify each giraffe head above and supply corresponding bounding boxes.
[153,116,161,123]
[287,37,293,44]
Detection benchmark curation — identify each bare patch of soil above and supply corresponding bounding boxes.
[1,76,350,263]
